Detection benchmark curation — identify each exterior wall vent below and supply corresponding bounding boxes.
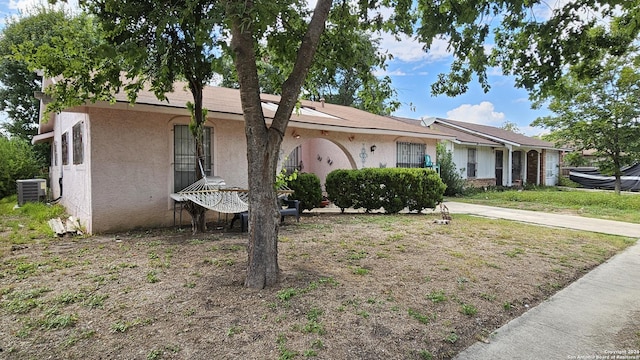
[17,179,47,206]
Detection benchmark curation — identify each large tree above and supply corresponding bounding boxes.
[0,7,78,166]
[532,53,640,194]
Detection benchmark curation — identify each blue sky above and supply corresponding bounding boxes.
[1,0,554,136]
[381,42,551,136]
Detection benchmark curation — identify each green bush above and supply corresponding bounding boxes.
[325,168,446,213]
[325,170,356,210]
[557,175,580,188]
[0,136,43,198]
[436,143,466,196]
[288,172,323,212]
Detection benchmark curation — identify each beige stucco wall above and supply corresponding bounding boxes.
[70,108,249,233]
[52,108,441,233]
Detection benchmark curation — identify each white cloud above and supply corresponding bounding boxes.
[532,0,575,20]
[373,68,407,76]
[446,101,505,126]
[520,125,549,137]
[378,32,451,63]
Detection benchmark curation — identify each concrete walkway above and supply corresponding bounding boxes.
[445,202,640,360]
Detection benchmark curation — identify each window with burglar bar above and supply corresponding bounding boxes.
[396,142,425,168]
[174,125,212,192]
[284,146,302,174]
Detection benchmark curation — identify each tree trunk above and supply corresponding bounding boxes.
[244,136,281,288]
[227,0,333,288]
[184,200,207,234]
[614,173,622,195]
[186,80,208,233]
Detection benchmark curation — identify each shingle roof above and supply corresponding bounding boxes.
[433,118,557,149]
[110,83,451,139]
[430,123,501,146]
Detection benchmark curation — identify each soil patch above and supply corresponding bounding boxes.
[0,212,633,359]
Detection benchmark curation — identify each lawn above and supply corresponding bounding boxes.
[457,187,640,224]
[0,197,636,359]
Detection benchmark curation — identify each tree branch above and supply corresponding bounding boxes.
[270,0,333,134]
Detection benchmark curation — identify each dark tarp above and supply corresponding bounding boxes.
[569,164,640,191]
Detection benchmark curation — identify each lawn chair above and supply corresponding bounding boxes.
[280,199,300,223]
[424,155,440,174]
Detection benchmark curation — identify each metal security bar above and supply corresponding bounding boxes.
[396,142,425,168]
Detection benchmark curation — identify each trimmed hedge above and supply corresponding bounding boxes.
[288,172,323,212]
[325,168,446,214]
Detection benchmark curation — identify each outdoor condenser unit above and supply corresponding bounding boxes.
[17,179,47,206]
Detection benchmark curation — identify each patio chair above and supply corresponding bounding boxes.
[280,199,300,223]
[424,155,440,174]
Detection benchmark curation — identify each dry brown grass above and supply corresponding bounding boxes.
[0,212,634,359]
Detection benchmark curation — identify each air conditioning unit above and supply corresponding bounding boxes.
[17,179,47,206]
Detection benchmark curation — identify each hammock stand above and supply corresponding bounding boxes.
[169,166,294,227]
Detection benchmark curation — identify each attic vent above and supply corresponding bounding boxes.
[17,179,47,206]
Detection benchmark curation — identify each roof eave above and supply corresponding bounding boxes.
[435,119,522,147]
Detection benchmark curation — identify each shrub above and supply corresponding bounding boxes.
[557,175,580,188]
[288,172,323,212]
[436,143,466,196]
[0,136,43,198]
[325,169,357,211]
[325,168,446,213]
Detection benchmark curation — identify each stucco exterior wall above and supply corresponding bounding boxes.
[80,108,249,233]
[51,109,441,233]
[88,108,174,232]
[280,130,439,192]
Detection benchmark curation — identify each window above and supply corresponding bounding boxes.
[512,151,522,181]
[467,148,477,178]
[61,132,69,166]
[396,142,425,168]
[73,122,83,165]
[174,125,212,192]
[52,141,58,166]
[284,146,302,174]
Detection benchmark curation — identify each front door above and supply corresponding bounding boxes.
[495,150,503,186]
[512,151,522,183]
[527,150,539,185]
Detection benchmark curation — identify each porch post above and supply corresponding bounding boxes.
[506,144,513,186]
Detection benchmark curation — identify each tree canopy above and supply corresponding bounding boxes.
[415,0,640,98]
[0,7,73,140]
[532,52,640,194]
[14,0,640,288]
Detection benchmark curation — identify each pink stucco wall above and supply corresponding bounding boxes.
[51,107,249,233]
[280,130,438,193]
[51,107,439,233]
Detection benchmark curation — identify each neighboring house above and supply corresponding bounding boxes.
[421,117,564,187]
[32,81,453,233]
